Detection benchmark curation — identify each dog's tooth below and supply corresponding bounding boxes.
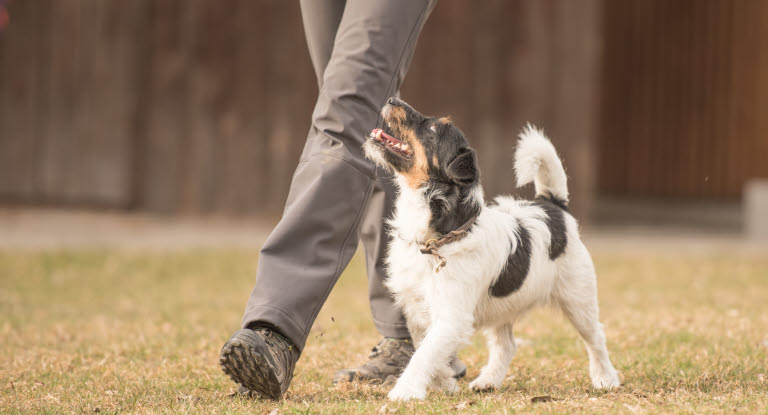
[387,122,391,128]
[402,143,410,150]
[375,130,382,140]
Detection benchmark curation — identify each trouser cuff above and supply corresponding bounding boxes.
[372,317,410,339]
[241,305,309,352]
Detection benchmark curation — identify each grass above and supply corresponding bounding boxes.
[1,248,767,414]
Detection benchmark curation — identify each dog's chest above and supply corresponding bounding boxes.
[385,238,436,299]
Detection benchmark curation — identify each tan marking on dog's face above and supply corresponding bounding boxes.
[393,126,428,189]
[438,116,452,124]
[389,106,407,124]
[432,154,439,168]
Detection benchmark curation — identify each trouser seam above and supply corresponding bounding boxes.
[382,0,431,103]
[304,175,375,335]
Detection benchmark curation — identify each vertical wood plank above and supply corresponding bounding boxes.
[0,0,51,200]
[140,0,190,212]
[39,0,145,206]
[598,0,768,201]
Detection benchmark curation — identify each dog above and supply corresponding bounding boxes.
[363,97,621,401]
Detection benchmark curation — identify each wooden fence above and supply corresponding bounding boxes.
[599,0,768,200]
[1,0,766,217]
[0,0,601,215]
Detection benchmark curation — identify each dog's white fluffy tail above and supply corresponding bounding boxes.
[514,124,569,204]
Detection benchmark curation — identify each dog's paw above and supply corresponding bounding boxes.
[469,375,501,392]
[591,370,621,389]
[387,382,427,402]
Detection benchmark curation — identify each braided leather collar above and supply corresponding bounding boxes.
[419,215,478,273]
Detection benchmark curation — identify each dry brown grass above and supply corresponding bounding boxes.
[1,248,767,414]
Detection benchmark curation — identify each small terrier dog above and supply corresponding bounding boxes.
[363,98,620,401]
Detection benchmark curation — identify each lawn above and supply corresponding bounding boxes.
[1,248,767,414]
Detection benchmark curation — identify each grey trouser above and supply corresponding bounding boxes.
[241,0,436,351]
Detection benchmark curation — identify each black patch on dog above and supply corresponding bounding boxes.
[445,148,478,184]
[423,126,481,234]
[428,182,480,235]
[539,191,569,211]
[489,225,531,297]
[533,196,567,260]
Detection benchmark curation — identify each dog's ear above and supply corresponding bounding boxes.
[446,147,478,184]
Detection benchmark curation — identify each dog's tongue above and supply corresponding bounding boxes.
[370,128,402,144]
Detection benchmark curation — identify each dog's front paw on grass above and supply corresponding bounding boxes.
[387,382,427,401]
[469,376,501,392]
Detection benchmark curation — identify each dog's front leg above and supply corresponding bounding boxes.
[388,288,476,401]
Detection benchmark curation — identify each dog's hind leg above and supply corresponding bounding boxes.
[469,323,516,391]
[555,253,620,389]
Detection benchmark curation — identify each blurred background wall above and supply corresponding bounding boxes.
[1,0,766,228]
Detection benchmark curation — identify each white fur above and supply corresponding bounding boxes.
[514,124,569,203]
[381,127,619,401]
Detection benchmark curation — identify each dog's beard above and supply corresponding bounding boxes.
[363,140,393,172]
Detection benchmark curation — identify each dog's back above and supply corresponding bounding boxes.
[467,126,576,326]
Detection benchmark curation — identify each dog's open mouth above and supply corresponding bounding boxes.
[369,128,413,158]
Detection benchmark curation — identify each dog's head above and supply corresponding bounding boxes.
[364,97,482,234]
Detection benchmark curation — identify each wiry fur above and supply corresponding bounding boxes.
[364,98,620,401]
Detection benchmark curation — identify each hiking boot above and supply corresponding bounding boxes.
[219,326,300,400]
[333,338,414,385]
[332,338,467,385]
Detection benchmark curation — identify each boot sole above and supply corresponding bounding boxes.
[220,329,282,400]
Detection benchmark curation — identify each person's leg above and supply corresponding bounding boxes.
[359,173,411,338]
[299,0,345,89]
[221,0,439,399]
[241,0,435,352]
[221,1,346,400]
[302,0,410,342]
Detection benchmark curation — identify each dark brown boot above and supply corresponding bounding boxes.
[220,327,300,400]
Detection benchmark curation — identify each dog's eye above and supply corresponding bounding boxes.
[429,124,437,132]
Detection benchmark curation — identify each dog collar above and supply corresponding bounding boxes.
[419,215,478,273]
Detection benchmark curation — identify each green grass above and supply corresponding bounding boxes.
[1,249,767,414]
